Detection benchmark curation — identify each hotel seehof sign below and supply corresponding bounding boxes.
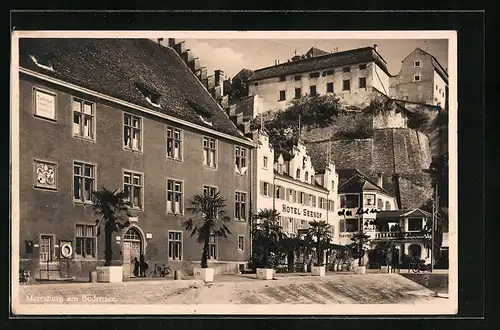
[280,204,379,220]
[280,204,325,219]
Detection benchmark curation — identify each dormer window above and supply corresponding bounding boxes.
[199,115,213,126]
[29,53,54,71]
[187,99,213,126]
[146,92,161,107]
[135,81,161,108]
[296,169,301,179]
[305,171,309,182]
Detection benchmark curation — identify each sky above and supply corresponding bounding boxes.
[180,39,449,79]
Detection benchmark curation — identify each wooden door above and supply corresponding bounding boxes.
[40,235,52,262]
[131,242,141,276]
[122,242,131,277]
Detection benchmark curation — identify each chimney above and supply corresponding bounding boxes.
[168,38,176,47]
[188,58,200,72]
[241,121,251,134]
[173,41,186,55]
[214,69,224,98]
[181,49,193,63]
[376,173,383,188]
[373,44,378,52]
[207,75,216,92]
[157,38,164,45]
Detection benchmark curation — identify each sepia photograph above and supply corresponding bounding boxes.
[10,30,457,315]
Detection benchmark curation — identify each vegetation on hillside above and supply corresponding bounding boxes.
[251,94,379,149]
[407,106,432,131]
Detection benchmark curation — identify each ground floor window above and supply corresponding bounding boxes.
[340,219,359,232]
[39,235,53,262]
[75,224,96,258]
[238,235,244,251]
[168,231,182,260]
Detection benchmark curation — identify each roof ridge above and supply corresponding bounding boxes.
[158,43,250,140]
[249,46,377,77]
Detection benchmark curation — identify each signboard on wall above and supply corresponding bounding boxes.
[35,89,56,120]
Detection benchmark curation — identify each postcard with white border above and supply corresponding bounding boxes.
[11,30,457,315]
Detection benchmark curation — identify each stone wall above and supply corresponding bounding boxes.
[306,128,433,209]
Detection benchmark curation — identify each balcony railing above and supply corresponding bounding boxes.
[337,230,430,240]
[374,231,429,239]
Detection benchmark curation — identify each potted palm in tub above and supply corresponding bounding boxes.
[183,191,231,283]
[252,209,284,280]
[91,188,131,283]
[349,231,372,274]
[308,220,332,276]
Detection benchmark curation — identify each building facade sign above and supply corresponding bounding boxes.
[281,204,323,219]
[34,89,56,120]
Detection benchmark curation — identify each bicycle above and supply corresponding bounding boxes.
[411,260,431,273]
[148,263,172,277]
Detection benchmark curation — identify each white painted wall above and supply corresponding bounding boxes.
[433,70,447,109]
[371,63,391,95]
[248,61,388,116]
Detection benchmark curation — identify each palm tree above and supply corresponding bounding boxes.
[252,209,284,268]
[91,188,131,266]
[349,232,371,266]
[183,191,231,268]
[308,220,333,266]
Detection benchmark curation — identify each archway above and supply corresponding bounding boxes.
[408,244,422,261]
[122,227,143,278]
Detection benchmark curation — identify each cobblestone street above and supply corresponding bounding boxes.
[17,273,444,305]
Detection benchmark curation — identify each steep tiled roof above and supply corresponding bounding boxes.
[305,47,330,57]
[274,149,293,162]
[274,170,328,191]
[248,46,391,81]
[337,169,393,197]
[19,38,247,139]
[376,210,407,219]
[377,209,430,219]
[233,68,254,81]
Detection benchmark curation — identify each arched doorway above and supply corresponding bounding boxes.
[408,244,422,261]
[122,227,143,277]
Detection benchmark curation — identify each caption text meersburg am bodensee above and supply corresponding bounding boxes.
[24,295,118,303]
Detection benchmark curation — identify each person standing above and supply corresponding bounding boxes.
[133,257,140,277]
[140,254,148,277]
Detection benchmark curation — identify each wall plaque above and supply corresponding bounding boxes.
[34,160,57,190]
[35,88,56,120]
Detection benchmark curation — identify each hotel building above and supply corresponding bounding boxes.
[336,169,431,264]
[244,45,392,117]
[250,130,338,238]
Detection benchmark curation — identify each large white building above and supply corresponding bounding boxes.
[250,130,338,238]
[245,45,392,117]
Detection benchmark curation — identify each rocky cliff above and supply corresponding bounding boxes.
[305,128,433,209]
[256,87,443,210]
